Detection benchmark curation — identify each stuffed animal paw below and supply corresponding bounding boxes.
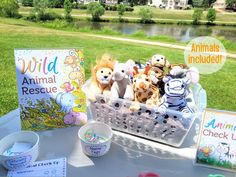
[129,102,140,112]
[158,105,167,115]
[182,112,192,119]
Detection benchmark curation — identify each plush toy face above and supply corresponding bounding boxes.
[133,74,152,92]
[133,66,152,92]
[113,63,129,81]
[151,54,170,68]
[164,77,189,96]
[96,67,113,84]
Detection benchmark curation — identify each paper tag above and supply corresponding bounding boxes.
[3,142,32,156]
[7,158,67,177]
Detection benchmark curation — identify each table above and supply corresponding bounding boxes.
[0,109,235,177]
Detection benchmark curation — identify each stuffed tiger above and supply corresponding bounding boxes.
[158,75,193,119]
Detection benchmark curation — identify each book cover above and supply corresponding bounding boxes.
[15,49,87,131]
[195,109,236,172]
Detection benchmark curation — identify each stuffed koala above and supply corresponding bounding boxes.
[111,60,135,100]
[158,76,193,119]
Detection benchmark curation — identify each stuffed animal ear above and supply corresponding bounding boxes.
[126,59,135,71]
[186,67,199,84]
[163,76,171,83]
[133,66,139,75]
[165,58,171,67]
[126,59,135,67]
[183,77,191,85]
[170,66,183,76]
[144,65,151,75]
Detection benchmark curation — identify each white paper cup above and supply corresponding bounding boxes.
[78,121,113,157]
[0,131,39,170]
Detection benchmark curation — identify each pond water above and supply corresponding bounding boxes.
[76,21,236,42]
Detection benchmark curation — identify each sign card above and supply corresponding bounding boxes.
[195,109,236,172]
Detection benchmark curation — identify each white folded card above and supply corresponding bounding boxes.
[7,158,66,177]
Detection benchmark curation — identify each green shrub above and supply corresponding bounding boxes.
[125,6,134,11]
[24,12,37,21]
[38,11,63,21]
[33,0,48,16]
[138,7,153,23]
[117,4,125,19]
[48,0,64,8]
[207,8,216,23]
[105,5,117,11]
[26,11,62,21]
[192,8,203,25]
[22,0,34,6]
[72,2,78,9]
[78,4,87,9]
[64,0,73,21]
[192,0,204,7]
[87,2,105,21]
[226,0,236,9]
[0,0,20,18]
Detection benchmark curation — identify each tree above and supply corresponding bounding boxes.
[48,0,64,8]
[0,0,20,18]
[192,0,204,7]
[138,7,153,23]
[87,2,105,21]
[207,8,216,23]
[117,4,125,20]
[33,0,48,16]
[64,0,73,21]
[192,8,203,25]
[226,0,236,9]
[202,0,216,8]
[22,0,34,7]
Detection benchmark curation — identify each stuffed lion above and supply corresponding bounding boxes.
[89,54,115,97]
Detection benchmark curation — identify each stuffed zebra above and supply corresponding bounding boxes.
[158,75,193,119]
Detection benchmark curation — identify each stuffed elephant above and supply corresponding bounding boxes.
[111,60,134,100]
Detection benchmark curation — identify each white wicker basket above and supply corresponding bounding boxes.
[83,79,207,147]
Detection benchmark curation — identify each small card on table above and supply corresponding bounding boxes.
[7,158,66,177]
[195,109,236,172]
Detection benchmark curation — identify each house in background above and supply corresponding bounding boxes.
[77,0,118,5]
[104,0,118,5]
[148,0,189,9]
[148,0,163,7]
[213,0,226,9]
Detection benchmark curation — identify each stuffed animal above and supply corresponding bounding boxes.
[158,75,193,119]
[148,54,170,95]
[132,66,160,106]
[149,54,170,72]
[89,54,115,98]
[170,66,199,84]
[111,60,135,100]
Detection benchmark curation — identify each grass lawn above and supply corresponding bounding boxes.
[19,6,236,23]
[0,17,236,116]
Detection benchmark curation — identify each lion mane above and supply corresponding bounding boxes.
[91,54,115,89]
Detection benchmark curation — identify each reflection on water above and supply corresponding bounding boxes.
[76,21,236,42]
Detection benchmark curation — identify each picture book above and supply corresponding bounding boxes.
[195,108,236,172]
[15,49,87,131]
